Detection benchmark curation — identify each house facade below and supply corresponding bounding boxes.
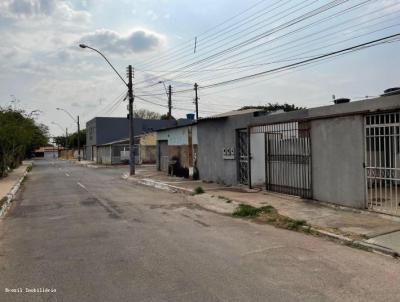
[197,93,400,215]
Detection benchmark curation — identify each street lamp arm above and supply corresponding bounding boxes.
[80,44,128,86]
[158,81,169,98]
[56,108,76,122]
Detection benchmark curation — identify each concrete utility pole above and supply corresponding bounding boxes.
[168,85,172,118]
[127,65,135,176]
[194,83,199,120]
[77,116,81,161]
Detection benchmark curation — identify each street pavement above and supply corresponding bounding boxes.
[0,160,399,302]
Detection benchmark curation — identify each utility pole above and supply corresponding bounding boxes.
[65,128,68,148]
[194,83,199,120]
[77,115,81,161]
[168,85,172,118]
[128,65,135,175]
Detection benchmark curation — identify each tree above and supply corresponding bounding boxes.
[239,102,305,112]
[53,136,67,148]
[133,109,162,119]
[0,106,49,177]
[160,114,176,120]
[66,129,86,149]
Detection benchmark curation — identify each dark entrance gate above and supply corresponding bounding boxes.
[237,129,249,185]
[158,140,168,172]
[252,121,312,198]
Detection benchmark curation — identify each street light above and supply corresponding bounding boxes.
[79,43,136,175]
[56,107,81,161]
[158,81,168,97]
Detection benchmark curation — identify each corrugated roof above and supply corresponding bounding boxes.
[199,108,262,121]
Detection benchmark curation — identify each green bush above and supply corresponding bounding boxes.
[0,106,48,177]
[233,204,274,217]
[194,186,205,195]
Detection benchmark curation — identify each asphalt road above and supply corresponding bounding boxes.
[0,160,399,302]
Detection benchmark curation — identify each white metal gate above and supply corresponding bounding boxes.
[365,111,400,215]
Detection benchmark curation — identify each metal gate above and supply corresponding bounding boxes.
[158,141,169,172]
[365,112,400,215]
[237,129,249,184]
[252,121,312,198]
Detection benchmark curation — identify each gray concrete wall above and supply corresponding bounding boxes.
[97,118,129,146]
[197,113,257,185]
[311,115,365,208]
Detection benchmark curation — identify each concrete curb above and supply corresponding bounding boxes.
[124,175,399,259]
[306,227,399,258]
[352,241,399,258]
[0,163,32,218]
[125,175,193,194]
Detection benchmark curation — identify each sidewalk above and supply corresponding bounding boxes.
[0,161,32,217]
[126,165,400,257]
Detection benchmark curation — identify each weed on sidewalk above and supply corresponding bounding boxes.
[193,186,205,195]
[233,204,311,233]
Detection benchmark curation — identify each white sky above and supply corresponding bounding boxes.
[0,0,399,137]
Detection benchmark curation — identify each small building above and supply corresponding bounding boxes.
[156,122,198,178]
[34,146,61,159]
[85,117,183,162]
[96,132,157,165]
[197,92,400,216]
[197,109,264,185]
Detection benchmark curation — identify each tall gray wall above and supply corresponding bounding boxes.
[197,113,257,185]
[311,115,365,208]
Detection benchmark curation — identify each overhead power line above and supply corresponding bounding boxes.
[200,33,400,90]
[136,0,351,87]
[137,0,272,67]
[162,0,378,83]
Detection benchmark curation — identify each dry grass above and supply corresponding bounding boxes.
[233,204,309,232]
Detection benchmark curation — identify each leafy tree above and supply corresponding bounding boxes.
[66,129,86,149]
[53,136,68,148]
[160,114,176,120]
[239,102,305,112]
[133,109,162,119]
[0,106,48,177]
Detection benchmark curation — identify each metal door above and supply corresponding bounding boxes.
[365,112,400,215]
[158,141,168,172]
[262,122,312,198]
[237,129,249,184]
